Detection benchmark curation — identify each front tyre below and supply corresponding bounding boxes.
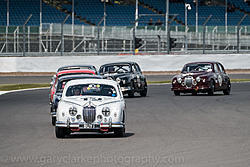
[114,127,126,137]
[128,81,135,97]
[140,83,147,97]
[174,90,180,96]
[52,117,56,126]
[223,81,231,95]
[128,91,134,97]
[114,111,126,137]
[55,127,67,138]
[208,80,215,96]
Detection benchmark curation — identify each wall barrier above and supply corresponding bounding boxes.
[0,54,250,72]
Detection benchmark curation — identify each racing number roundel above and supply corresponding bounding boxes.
[218,74,222,87]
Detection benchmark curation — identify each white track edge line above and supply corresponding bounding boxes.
[0,87,49,95]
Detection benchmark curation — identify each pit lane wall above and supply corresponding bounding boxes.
[0,54,250,72]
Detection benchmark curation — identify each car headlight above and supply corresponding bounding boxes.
[172,79,177,84]
[193,79,197,85]
[102,107,110,116]
[196,76,201,82]
[69,106,77,116]
[116,77,121,83]
[97,115,103,122]
[177,77,182,83]
[76,115,81,120]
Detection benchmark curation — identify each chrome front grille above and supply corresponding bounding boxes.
[83,106,96,124]
[184,77,193,88]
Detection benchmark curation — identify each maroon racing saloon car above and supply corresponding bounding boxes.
[171,62,231,96]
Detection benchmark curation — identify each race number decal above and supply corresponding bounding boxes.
[218,75,222,87]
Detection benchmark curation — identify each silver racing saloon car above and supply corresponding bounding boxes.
[99,62,147,97]
[55,79,126,138]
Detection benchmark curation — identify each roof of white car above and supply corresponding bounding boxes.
[66,78,118,87]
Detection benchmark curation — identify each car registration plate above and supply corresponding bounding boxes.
[82,124,100,129]
[84,124,93,128]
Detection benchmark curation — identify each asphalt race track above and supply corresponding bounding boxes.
[0,83,250,167]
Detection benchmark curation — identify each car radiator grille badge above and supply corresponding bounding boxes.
[83,106,96,124]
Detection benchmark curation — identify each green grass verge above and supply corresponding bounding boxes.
[148,80,172,84]
[0,83,50,91]
[231,79,250,83]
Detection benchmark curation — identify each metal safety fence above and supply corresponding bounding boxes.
[1,17,250,56]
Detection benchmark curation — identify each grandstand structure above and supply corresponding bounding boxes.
[0,0,250,55]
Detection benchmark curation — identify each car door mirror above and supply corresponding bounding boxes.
[56,96,61,101]
[55,93,62,101]
[51,75,56,81]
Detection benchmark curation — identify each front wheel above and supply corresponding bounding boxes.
[208,80,215,96]
[55,127,67,138]
[174,90,180,96]
[128,81,135,97]
[52,117,56,126]
[223,81,231,95]
[140,84,147,97]
[128,91,134,97]
[114,127,126,137]
[114,112,126,137]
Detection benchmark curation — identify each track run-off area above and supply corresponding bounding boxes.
[0,83,250,167]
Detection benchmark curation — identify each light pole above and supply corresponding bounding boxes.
[101,0,108,28]
[194,0,198,34]
[104,0,106,27]
[6,0,9,53]
[7,0,9,26]
[72,0,75,52]
[23,14,32,56]
[166,0,169,53]
[135,0,138,27]
[185,3,191,51]
[225,0,228,34]
[61,15,70,56]
[39,0,42,52]
[185,3,191,34]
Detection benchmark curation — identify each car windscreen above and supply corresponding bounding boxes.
[66,84,117,97]
[56,77,102,93]
[101,65,131,74]
[182,63,212,73]
[56,80,69,93]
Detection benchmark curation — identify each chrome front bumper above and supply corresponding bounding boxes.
[56,120,124,129]
[120,86,131,92]
[51,112,56,117]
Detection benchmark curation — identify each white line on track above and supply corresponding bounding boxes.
[0,87,49,96]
